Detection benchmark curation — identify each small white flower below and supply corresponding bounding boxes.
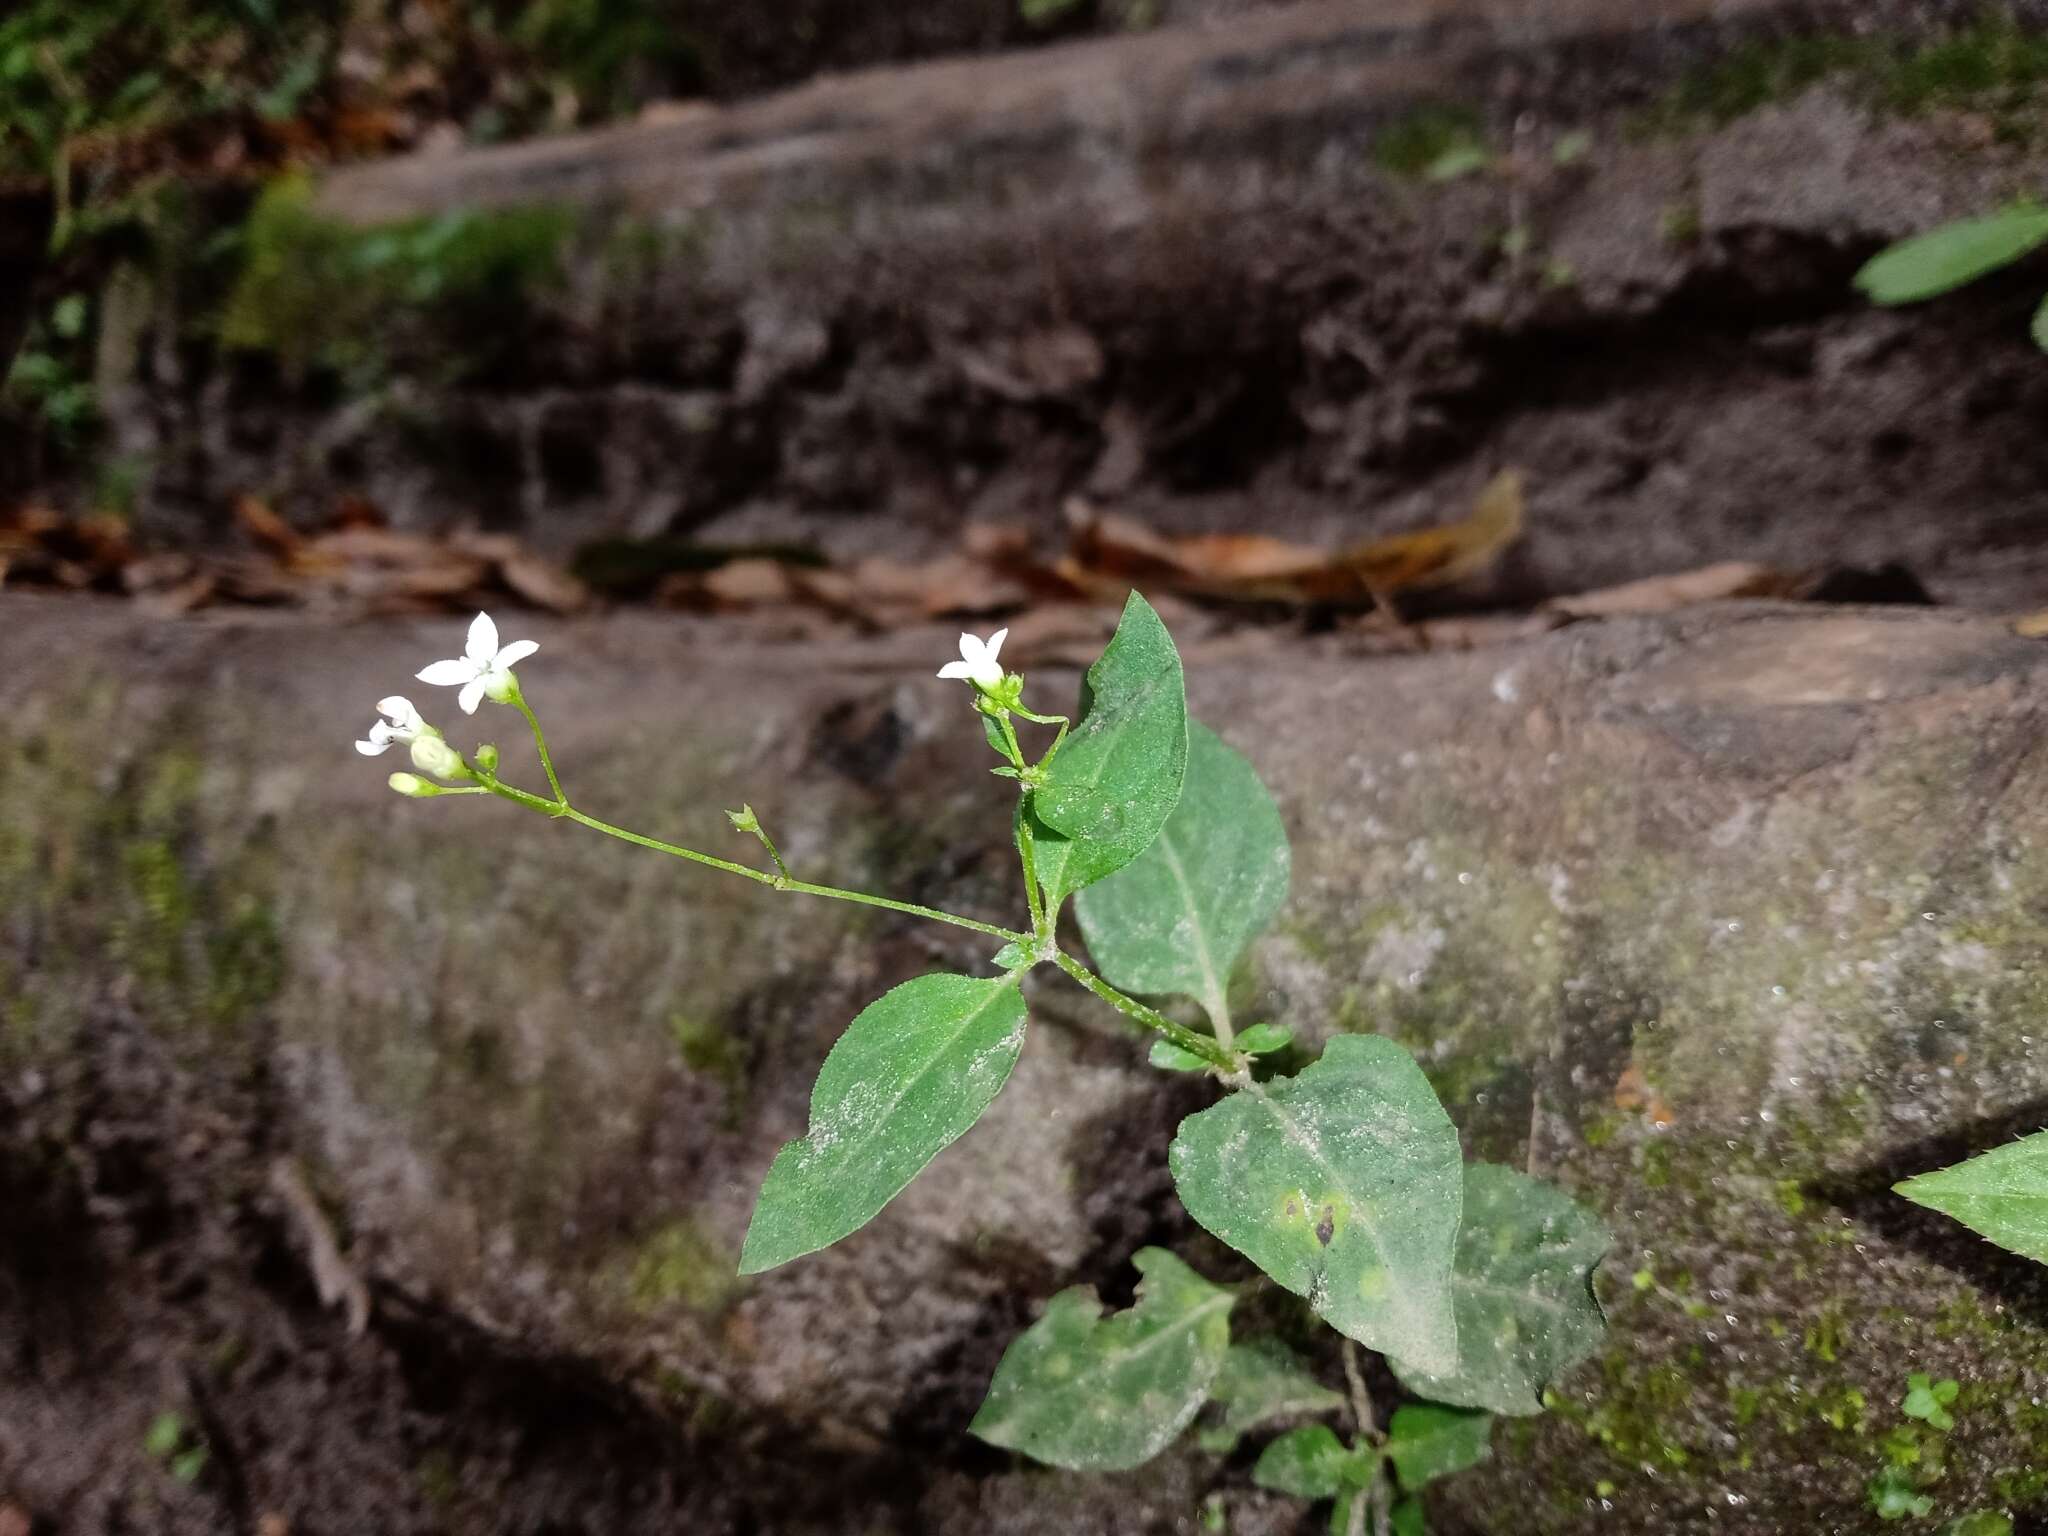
[416,612,539,714]
[937,628,1009,692]
[355,696,426,757]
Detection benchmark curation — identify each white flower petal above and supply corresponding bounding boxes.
[377,695,421,728]
[938,661,975,680]
[494,638,539,668]
[355,737,391,756]
[984,627,1008,664]
[458,676,488,714]
[465,611,499,665]
[417,658,476,686]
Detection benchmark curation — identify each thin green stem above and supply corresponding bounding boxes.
[996,713,1029,774]
[511,688,566,806]
[1052,950,1235,1070]
[1013,706,1070,765]
[472,774,1027,943]
[1341,1341,1393,1536]
[1015,811,1048,941]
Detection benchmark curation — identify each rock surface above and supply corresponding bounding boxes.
[7,593,2048,1533]
[87,0,2048,608]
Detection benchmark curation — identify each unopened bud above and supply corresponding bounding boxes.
[388,772,432,797]
[409,733,465,781]
[475,743,500,776]
[726,804,760,833]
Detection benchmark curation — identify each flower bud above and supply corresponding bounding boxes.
[409,733,465,781]
[388,772,432,797]
[726,804,761,833]
[475,743,501,776]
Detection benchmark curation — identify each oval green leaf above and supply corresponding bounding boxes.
[739,973,1027,1273]
[2033,291,2048,352]
[970,1247,1234,1470]
[1200,1338,1346,1453]
[1074,720,1290,1026]
[1169,1035,1464,1373]
[1031,591,1189,907]
[1895,1128,2048,1263]
[1387,1163,1611,1415]
[1385,1403,1492,1491]
[1252,1423,1360,1500]
[1855,206,2048,305]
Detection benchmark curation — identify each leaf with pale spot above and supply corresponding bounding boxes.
[739,973,1026,1273]
[1030,591,1188,908]
[1896,1128,2048,1264]
[1075,719,1290,1027]
[1387,1163,1610,1414]
[1169,1034,1464,1374]
[970,1248,1234,1470]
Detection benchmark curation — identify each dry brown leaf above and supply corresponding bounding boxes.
[1611,1062,1676,1128]
[958,325,1104,403]
[2013,610,2048,639]
[235,494,306,561]
[691,557,795,609]
[1337,469,1525,599]
[498,550,590,615]
[1547,561,1792,619]
[269,1159,370,1337]
[1061,474,1524,609]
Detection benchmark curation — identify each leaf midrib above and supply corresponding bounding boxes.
[1157,823,1225,1022]
[811,980,1021,1180]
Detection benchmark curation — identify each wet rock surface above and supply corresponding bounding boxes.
[7,593,2048,1532]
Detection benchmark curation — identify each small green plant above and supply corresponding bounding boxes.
[356,598,1611,1526]
[142,1410,208,1484]
[1855,204,2048,351]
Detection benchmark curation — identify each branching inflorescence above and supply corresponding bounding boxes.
[358,596,1613,1530]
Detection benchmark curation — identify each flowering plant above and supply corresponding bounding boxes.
[359,595,1610,1531]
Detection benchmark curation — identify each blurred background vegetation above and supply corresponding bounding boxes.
[0,0,1191,485]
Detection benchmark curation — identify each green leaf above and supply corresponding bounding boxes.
[1073,720,1289,1025]
[169,1448,209,1485]
[1895,1129,2048,1263]
[1030,592,1188,908]
[1855,206,2048,305]
[1238,1023,1293,1055]
[739,974,1027,1273]
[1203,1338,1346,1453]
[1942,1513,2013,1536]
[1902,1374,1959,1432]
[1385,1404,1492,1490]
[1169,1035,1464,1373]
[1388,1164,1610,1414]
[143,1412,185,1459]
[1150,1039,1211,1072]
[1869,1466,1935,1521]
[1391,1497,1429,1536]
[2033,292,2048,352]
[970,1248,1235,1470]
[1252,1424,1359,1500]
